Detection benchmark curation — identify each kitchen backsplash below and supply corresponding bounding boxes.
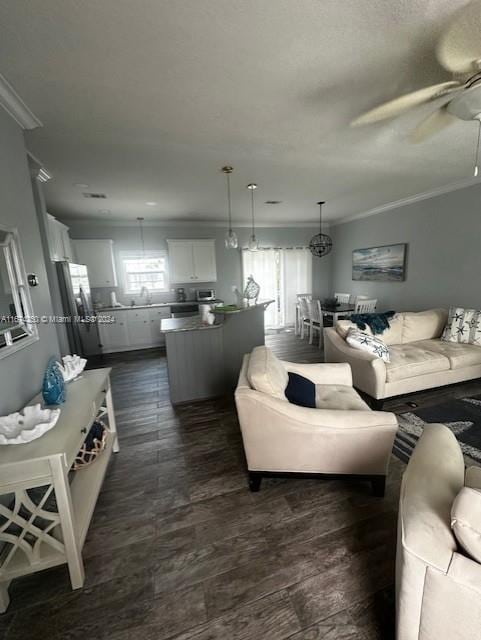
[91,283,219,308]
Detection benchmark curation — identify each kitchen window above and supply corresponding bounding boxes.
[121,251,169,294]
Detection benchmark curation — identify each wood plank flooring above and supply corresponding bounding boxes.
[3,331,478,640]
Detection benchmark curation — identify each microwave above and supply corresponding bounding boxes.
[196,288,216,301]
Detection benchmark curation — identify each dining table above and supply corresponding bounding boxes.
[321,301,356,324]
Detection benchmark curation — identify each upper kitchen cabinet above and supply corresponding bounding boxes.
[73,239,118,287]
[47,214,75,262]
[167,239,217,283]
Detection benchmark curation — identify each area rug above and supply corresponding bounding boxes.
[394,394,481,464]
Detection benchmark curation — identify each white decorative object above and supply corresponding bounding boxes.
[345,328,390,363]
[57,354,87,382]
[0,404,60,445]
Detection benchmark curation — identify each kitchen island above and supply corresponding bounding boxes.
[161,301,273,404]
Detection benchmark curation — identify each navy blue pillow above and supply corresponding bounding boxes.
[285,372,316,408]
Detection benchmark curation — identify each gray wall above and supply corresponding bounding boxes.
[66,222,331,305]
[0,108,60,415]
[330,183,481,312]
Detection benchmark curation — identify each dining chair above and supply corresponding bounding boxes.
[298,296,311,339]
[334,292,350,304]
[354,298,377,313]
[308,299,324,349]
[296,294,312,335]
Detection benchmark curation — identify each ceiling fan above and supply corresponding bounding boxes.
[351,0,481,145]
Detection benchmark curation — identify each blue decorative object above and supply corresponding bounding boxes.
[350,311,396,335]
[42,357,66,406]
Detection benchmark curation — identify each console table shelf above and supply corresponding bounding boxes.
[0,368,118,612]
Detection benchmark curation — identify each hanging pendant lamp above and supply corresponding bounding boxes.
[309,201,332,257]
[137,217,146,255]
[222,166,238,249]
[247,183,259,251]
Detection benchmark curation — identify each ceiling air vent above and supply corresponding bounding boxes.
[83,192,107,199]
[265,200,282,205]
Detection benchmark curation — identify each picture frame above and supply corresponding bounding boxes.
[352,243,407,282]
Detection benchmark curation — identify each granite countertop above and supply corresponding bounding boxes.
[213,299,275,314]
[160,316,223,333]
[97,301,199,312]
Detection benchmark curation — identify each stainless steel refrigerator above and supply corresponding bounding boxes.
[56,262,102,357]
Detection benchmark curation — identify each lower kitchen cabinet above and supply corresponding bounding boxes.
[98,307,170,353]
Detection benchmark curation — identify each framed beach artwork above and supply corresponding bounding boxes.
[352,243,407,282]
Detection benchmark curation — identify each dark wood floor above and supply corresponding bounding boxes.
[3,332,478,640]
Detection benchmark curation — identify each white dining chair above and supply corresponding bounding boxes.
[308,299,324,349]
[296,294,312,335]
[354,298,377,313]
[334,293,350,304]
[298,297,311,339]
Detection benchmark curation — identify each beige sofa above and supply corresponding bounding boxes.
[235,346,398,495]
[397,423,481,640]
[324,309,481,406]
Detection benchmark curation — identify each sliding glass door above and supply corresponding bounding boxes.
[242,248,312,328]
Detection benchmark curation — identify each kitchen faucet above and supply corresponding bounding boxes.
[140,286,152,305]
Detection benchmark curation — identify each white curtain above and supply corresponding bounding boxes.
[242,248,311,328]
[280,248,312,326]
[242,249,279,328]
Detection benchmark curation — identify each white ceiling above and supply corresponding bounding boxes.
[0,0,477,225]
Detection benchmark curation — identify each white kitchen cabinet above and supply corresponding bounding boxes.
[73,239,118,287]
[98,310,129,351]
[148,306,170,346]
[47,214,75,262]
[126,308,151,347]
[98,306,171,353]
[167,239,217,284]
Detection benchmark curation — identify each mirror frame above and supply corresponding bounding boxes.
[0,224,39,359]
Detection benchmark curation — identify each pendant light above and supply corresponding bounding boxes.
[222,166,238,249]
[309,201,332,257]
[247,183,259,251]
[137,217,146,255]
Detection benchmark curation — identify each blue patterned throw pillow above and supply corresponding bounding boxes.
[345,328,390,363]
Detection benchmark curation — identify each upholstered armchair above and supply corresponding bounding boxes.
[235,347,398,494]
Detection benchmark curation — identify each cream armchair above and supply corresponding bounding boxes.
[235,347,398,495]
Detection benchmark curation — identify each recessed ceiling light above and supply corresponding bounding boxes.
[74,182,89,188]
[145,201,157,206]
[98,209,111,214]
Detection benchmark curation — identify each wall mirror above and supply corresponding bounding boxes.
[0,226,38,358]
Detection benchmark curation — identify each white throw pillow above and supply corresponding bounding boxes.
[451,487,481,563]
[247,346,288,400]
[442,307,481,346]
[345,328,390,363]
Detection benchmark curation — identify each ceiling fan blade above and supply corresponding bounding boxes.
[351,81,461,126]
[408,105,458,143]
[437,0,481,74]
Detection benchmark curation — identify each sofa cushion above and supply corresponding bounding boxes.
[401,309,448,343]
[414,339,481,370]
[247,346,288,400]
[386,343,450,382]
[451,487,481,563]
[285,372,316,408]
[315,384,370,411]
[346,328,390,363]
[442,307,481,346]
[336,313,403,345]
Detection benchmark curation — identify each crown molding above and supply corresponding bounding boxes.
[0,74,42,130]
[59,217,324,229]
[333,176,480,226]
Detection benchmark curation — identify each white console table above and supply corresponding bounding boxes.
[0,368,118,612]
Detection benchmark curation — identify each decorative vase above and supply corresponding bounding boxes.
[42,358,66,406]
[243,275,260,305]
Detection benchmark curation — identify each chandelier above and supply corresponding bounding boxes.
[309,201,332,257]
